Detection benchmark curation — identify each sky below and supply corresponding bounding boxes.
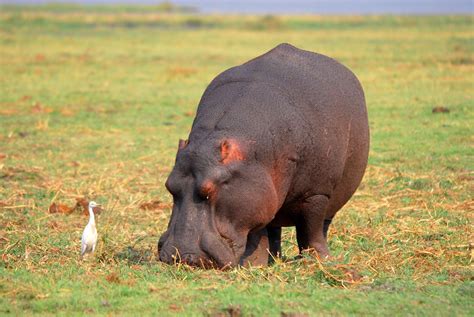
[1,0,472,14]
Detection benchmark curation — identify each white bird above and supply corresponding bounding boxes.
[81,201,99,259]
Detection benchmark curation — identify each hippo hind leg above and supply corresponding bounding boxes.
[295,195,330,258]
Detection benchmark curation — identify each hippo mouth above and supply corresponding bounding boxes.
[158,229,242,269]
[159,224,273,268]
[199,231,242,269]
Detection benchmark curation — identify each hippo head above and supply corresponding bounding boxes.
[158,137,279,268]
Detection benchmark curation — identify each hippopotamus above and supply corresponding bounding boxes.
[158,43,369,268]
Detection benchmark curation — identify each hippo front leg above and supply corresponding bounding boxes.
[239,228,270,267]
[267,226,282,263]
[296,195,330,258]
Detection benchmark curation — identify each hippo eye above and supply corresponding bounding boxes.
[198,181,214,201]
[196,189,209,201]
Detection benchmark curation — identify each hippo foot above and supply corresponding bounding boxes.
[297,247,331,262]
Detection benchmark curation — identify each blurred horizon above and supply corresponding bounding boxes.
[1,0,472,14]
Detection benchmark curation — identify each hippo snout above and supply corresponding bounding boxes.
[158,234,214,268]
[158,230,239,269]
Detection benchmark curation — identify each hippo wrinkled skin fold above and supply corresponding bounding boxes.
[158,43,369,268]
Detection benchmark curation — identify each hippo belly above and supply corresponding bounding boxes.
[158,43,369,268]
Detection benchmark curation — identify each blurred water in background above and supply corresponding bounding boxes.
[1,0,472,14]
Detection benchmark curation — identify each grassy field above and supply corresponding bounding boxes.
[0,7,473,316]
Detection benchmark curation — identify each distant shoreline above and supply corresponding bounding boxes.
[1,1,473,15]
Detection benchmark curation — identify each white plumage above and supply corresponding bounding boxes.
[81,201,99,259]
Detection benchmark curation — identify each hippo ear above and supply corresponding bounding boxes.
[178,139,189,150]
[220,139,244,164]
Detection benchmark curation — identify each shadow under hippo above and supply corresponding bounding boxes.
[158,43,369,268]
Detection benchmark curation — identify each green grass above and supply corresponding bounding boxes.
[0,8,473,316]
